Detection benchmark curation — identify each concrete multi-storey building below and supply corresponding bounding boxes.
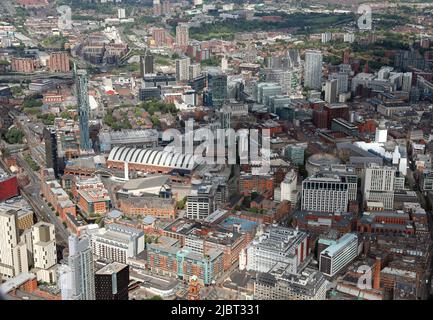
[175,23,189,48]
[319,233,358,277]
[301,173,349,213]
[304,50,323,90]
[318,165,358,201]
[324,79,338,104]
[147,240,224,285]
[0,209,29,279]
[363,164,396,210]
[240,225,309,274]
[31,222,57,283]
[254,265,328,300]
[186,184,217,220]
[175,57,190,81]
[280,170,298,204]
[91,224,145,264]
[59,235,95,300]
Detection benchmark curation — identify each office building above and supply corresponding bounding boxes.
[240,225,308,274]
[301,173,349,213]
[140,50,154,77]
[147,242,224,285]
[324,79,338,104]
[329,72,349,94]
[319,165,358,201]
[186,184,217,220]
[91,224,145,264]
[207,71,227,108]
[0,209,29,279]
[280,170,298,204]
[254,266,328,300]
[175,57,190,81]
[95,262,129,300]
[59,235,95,300]
[284,143,307,165]
[319,233,358,277]
[304,50,323,90]
[74,66,92,151]
[189,63,201,80]
[363,164,396,210]
[43,126,59,178]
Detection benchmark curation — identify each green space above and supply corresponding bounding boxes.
[24,154,40,171]
[137,99,178,116]
[41,35,68,49]
[189,13,355,41]
[4,127,24,144]
[103,109,132,131]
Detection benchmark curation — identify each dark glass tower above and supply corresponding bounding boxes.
[207,71,227,108]
[43,126,59,178]
[74,64,92,151]
[95,262,129,300]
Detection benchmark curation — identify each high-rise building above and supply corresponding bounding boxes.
[321,32,332,43]
[284,143,307,165]
[43,126,59,178]
[324,79,338,104]
[189,63,201,80]
[74,65,92,151]
[329,72,349,94]
[59,235,95,300]
[0,209,29,279]
[176,24,189,48]
[186,184,217,220]
[118,8,126,19]
[207,71,227,108]
[301,173,349,213]
[140,50,154,77]
[324,104,349,129]
[153,0,161,16]
[304,50,323,90]
[402,72,413,93]
[95,262,129,300]
[280,170,298,204]
[152,28,168,47]
[175,57,190,81]
[363,164,395,210]
[48,52,70,73]
[319,233,358,277]
[31,222,57,283]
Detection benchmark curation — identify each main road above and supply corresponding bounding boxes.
[15,153,70,246]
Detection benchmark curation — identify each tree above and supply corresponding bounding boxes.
[5,127,24,144]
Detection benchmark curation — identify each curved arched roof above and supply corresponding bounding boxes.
[108,147,197,171]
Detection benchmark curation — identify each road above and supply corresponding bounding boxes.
[15,153,70,246]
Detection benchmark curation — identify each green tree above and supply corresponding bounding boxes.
[5,127,24,144]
